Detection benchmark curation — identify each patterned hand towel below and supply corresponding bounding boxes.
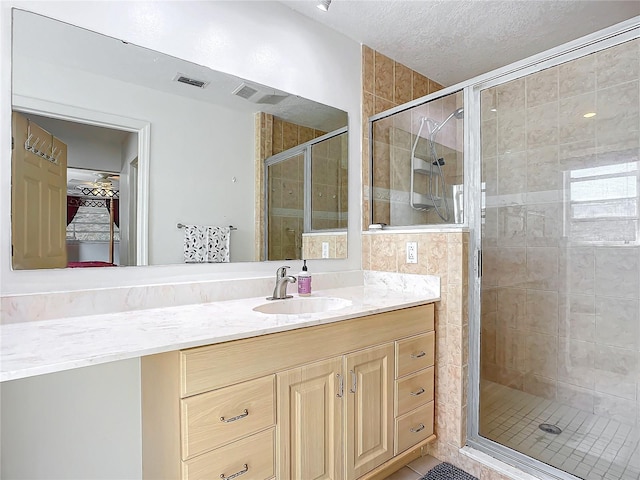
[183,225,230,263]
[206,226,230,263]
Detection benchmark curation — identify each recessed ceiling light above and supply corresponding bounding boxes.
[490,108,497,112]
[317,0,331,11]
[583,112,596,118]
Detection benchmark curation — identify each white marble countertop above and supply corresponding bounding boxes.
[1,285,439,382]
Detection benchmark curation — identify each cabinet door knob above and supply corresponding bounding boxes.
[410,423,425,433]
[411,351,426,359]
[410,387,425,397]
[220,463,248,480]
[220,409,249,423]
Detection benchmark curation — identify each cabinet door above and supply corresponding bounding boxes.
[277,356,344,480]
[345,343,394,479]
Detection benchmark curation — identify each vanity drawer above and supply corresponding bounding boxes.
[181,375,275,460]
[394,401,434,455]
[395,332,435,378]
[395,367,434,417]
[182,428,275,480]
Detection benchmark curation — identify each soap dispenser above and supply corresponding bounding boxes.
[297,260,312,296]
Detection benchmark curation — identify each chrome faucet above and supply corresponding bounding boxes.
[267,265,297,300]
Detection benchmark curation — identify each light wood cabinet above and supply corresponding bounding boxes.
[142,303,435,480]
[277,357,343,480]
[345,344,395,478]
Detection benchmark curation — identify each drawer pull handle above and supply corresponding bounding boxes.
[410,423,425,433]
[411,351,426,359]
[220,463,248,480]
[410,387,425,397]
[220,409,249,423]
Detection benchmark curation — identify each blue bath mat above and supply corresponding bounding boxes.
[421,462,479,480]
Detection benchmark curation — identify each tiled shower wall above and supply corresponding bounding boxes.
[480,39,640,427]
[361,46,513,479]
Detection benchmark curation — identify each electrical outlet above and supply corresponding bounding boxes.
[322,242,330,259]
[406,242,418,264]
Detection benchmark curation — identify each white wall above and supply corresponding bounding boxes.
[121,132,139,266]
[0,0,362,294]
[13,57,257,264]
[0,2,362,478]
[1,359,142,479]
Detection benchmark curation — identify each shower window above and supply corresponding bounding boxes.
[370,90,464,227]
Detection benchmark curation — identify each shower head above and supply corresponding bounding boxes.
[429,107,464,138]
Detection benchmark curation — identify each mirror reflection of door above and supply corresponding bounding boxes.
[11,111,138,270]
[267,152,305,261]
[11,111,68,269]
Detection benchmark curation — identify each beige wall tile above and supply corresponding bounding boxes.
[362,44,374,95]
[594,247,640,299]
[596,80,640,148]
[394,62,412,105]
[412,72,429,99]
[526,66,558,107]
[558,294,596,341]
[525,332,558,378]
[557,337,596,389]
[558,92,596,144]
[596,38,639,89]
[374,50,394,102]
[525,290,559,335]
[523,373,557,399]
[496,77,526,111]
[497,151,526,195]
[595,297,639,350]
[526,103,559,150]
[559,53,595,98]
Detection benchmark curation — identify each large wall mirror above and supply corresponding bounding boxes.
[11,9,348,271]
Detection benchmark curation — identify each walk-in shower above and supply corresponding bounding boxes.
[410,107,464,221]
[472,35,640,480]
[367,19,639,480]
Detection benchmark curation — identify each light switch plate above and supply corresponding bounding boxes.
[406,242,417,264]
[322,242,330,259]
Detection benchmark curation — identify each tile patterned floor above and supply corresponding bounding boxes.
[383,455,442,480]
[480,381,640,480]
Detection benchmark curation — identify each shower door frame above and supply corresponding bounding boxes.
[466,19,640,480]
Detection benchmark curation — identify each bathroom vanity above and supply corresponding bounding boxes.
[1,280,439,480]
[141,303,435,480]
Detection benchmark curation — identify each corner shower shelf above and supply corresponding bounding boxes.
[412,193,443,210]
[412,156,434,175]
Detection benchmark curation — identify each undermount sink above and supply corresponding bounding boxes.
[253,296,353,315]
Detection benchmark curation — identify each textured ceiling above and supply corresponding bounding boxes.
[281,0,640,86]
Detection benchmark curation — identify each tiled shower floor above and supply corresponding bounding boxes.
[480,381,640,480]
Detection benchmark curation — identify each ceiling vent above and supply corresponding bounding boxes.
[173,73,209,88]
[232,82,288,105]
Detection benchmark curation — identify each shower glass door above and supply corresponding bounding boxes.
[266,151,305,261]
[478,38,640,480]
